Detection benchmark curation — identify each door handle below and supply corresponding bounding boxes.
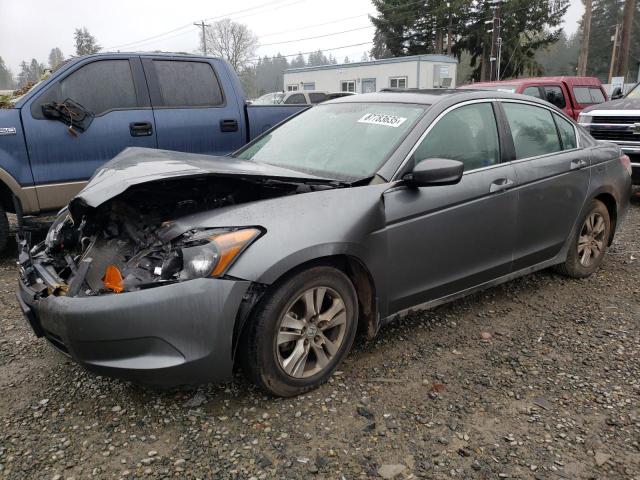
[129,121,153,137]
[220,119,239,132]
[570,159,588,170]
[489,178,515,193]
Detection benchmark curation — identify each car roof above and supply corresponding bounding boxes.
[460,76,603,89]
[326,88,563,110]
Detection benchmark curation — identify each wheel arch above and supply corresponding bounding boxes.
[593,191,617,246]
[231,253,379,367]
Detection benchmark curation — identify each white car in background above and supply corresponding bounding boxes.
[252,91,330,105]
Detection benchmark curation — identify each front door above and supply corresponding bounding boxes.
[383,101,519,314]
[142,57,244,156]
[21,57,156,210]
[362,78,376,93]
[499,101,591,269]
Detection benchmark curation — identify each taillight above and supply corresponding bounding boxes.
[620,154,632,176]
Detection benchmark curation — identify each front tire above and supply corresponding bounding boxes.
[241,266,358,397]
[555,199,611,278]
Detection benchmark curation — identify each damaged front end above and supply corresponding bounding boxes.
[19,174,304,300]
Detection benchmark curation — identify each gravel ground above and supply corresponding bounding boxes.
[1,196,639,480]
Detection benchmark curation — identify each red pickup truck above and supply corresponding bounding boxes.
[459,76,608,121]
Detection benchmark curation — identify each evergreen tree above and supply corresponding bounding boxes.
[48,47,65,69]
[17,61,31,87]
[28,59,44,83]
[0,57,14,89]
[290,53,306,68]
[74,27,101,56]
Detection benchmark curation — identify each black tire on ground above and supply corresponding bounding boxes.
[554,199,611,278]
[0,206,9,253]
[241,266,358,397]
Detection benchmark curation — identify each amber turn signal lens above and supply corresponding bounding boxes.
[210,228,260,277]
[102,264,124,293]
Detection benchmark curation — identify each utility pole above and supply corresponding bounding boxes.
[447,1,453,55]
[577,0,592,76]
[194,20,211,56]
[608,24,621,84]
[488,3,501,81]
[616,0,636,80]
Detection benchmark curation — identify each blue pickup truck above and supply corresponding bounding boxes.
[0,52,307,251]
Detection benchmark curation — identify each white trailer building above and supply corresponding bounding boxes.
[283,54,458,94]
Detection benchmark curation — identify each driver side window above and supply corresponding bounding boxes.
[31,60,138,118]
[413,102,500,171]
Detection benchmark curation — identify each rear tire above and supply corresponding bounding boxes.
[241,266,358,397]
[0,206,9,253]
[555,199,610,278]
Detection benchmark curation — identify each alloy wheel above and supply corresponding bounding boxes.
[275,286,347,378]
[578,212,606,267]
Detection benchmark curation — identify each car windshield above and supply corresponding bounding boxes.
[235,102,426,181]
[253,93,285,105]
[625,84,640,99]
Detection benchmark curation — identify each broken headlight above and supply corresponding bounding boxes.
[178,228,261,280]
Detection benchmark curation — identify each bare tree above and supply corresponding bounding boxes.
[577,0,592,76]
[203,19,258,71]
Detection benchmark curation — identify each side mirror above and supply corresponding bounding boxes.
[403,158,464,187]
[611,86,623,100]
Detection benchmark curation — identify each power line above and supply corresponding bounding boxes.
[103,0,299,51]
[258,25,374,48]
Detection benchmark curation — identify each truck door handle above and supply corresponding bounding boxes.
[489,178,515,193]
[129,121,153,137]
[570,159,588,170]
[220,119,239,132]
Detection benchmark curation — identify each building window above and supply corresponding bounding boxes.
[389,77,407,89]
[286,84,299,91]
[302,82,315,91]
[341,80,356,92]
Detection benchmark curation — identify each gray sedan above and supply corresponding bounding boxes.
[17,90,632,396]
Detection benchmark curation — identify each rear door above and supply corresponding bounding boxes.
[21,56,156,210]
[142,57,244,156]
[499,100,590,269]
[383,101,519,313]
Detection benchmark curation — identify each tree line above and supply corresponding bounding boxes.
[0,27,100,90]
[371,0,640,83]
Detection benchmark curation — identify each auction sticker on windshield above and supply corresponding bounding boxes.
[357,113,407,128]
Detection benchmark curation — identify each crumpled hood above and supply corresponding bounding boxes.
[69,147,334,215]
[583,96,640,113]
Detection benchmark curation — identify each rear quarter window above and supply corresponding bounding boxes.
[154,60,223,107]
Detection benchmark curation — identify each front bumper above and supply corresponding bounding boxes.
[18,276,250,386]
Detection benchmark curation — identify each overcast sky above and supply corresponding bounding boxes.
[1,0,583,74]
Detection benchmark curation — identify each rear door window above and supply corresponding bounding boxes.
[33,59,138,117]
[154,60,223,107]
[502,102,562,159]
[543,85,566,109]
[554,114,577,150]
[573,87,606,105]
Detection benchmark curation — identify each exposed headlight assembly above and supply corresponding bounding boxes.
[178,228,261,280]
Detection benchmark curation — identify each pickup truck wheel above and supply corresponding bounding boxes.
[241,266,358,397]
[555,199,610,278]
[0,206,9,253]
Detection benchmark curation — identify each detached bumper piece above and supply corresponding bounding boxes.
[18,238,250,386]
